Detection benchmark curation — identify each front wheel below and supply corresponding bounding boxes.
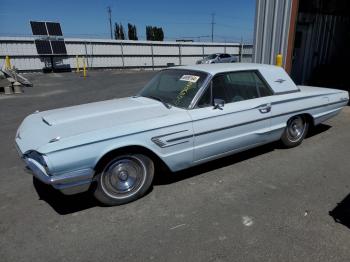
[93,154,154,206]
[280,115,309,148]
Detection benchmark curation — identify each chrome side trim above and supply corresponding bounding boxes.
[151,130,190,148]
[191,100,347,137]
[271,92,342,105]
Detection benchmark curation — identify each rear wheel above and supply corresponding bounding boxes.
[93,154,154,206]
[280,115,309,148]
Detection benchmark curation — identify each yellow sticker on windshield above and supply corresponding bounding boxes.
[179,75,200,83]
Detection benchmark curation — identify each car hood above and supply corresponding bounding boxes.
[40,97,162,126]
[16,96,189,154]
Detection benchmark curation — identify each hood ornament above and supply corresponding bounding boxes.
[49,136,61,143]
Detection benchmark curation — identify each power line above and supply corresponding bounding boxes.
[107,6,112,39]
[211,12,215,42]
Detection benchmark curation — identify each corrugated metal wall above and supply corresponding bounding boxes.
[0,37,253,71]
[291,13,350,84]
[253,0,292,66]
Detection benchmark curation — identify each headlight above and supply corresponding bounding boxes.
[25,151,49,172]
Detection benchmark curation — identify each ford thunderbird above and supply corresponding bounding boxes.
[15,63,349,205]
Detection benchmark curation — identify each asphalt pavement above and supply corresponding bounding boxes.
[1,70,350,262]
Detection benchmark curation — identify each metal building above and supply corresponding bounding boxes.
[253,0,297,73]
[254,0,350,93]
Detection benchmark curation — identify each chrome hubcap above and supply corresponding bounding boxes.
[287,116,306,142]
[101,156,146,199]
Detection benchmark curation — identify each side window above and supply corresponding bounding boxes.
[197,71,273,108]
[224,72,259,102]
[214,71,273,103]
[211,74,232,102]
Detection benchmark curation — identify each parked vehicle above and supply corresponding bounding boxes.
[196,53,237,64]
[15,63,349,205]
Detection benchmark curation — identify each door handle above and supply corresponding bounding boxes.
[258,103,271,114]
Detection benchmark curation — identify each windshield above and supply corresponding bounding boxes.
[206,54,218,59]
[139,69,208,108]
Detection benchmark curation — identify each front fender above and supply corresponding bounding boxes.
[47,127,194,175]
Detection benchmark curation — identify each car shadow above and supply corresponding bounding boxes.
[307,123,331,138]
[33,177,99,215]
[329,193,350,229]
[33,123,331,215]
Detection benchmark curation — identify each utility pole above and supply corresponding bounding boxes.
[211,12,215,42]
[107,6,113,39]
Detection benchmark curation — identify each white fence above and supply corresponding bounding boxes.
[0,37,253,71]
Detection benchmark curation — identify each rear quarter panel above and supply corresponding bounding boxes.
[267,86,348,141]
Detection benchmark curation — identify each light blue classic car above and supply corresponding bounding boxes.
[15,63,349,205]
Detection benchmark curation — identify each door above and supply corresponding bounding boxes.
[188,70,273,162]
[218,54,230,63]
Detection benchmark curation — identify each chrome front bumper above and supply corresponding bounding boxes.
[24,157,94,195]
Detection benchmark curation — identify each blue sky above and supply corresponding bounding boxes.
[0,0,255,43]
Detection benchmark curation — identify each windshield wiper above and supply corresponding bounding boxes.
[147,95,172,109]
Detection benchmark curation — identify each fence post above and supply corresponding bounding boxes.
[150,43,154,70]
[84,41,89,68]
[202,45,205,59]
[120,42,125,68]
[239,43,244,62]
[83,58,87,78]
[178,44,182,65]
[76,55,80,73]
[89,41,93,69]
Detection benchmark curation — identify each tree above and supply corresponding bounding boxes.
[114,23,125,40]
[146,26,164,41]
[158,27,164,41]
[146,26,152,40]
[128,23,138,40]
[119,23,125,40]
[133,25,138,40]
[114,23,119,40]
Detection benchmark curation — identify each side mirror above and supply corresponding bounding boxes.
[213,98,225,110]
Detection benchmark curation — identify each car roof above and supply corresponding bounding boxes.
[173,63,280,75]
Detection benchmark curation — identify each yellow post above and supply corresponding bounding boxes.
[5,56,12,69]
[83,58,87,78]
[276,54,283,67]
[76,55,80,73]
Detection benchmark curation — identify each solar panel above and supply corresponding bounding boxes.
[30,21,48,35]
[46,22,63,36]
[34,40,52,55]
[50,40,67,54]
